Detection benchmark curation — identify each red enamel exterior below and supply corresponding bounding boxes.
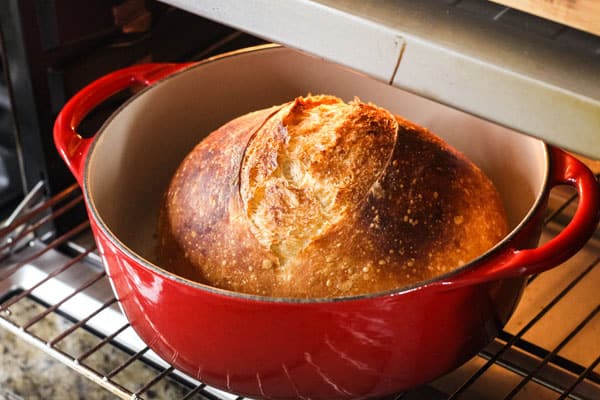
[54,61,600,399]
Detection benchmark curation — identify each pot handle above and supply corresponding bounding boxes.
[440,147,600,288]
[54,63,193,185]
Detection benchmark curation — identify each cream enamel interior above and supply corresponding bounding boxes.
[86,46,547,268]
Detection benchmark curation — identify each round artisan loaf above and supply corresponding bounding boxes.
[157,95,508,298]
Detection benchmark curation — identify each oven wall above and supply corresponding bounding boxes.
[0,0,262,230]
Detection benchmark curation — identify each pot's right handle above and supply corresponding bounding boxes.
[441,147,600,288]
[54,63,193,185]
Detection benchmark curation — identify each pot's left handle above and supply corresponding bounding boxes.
[54,63,193,185]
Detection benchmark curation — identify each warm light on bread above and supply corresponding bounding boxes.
[157,95,508,298]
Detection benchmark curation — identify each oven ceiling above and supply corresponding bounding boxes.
[157,0,600,159]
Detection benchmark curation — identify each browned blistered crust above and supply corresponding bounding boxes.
[157,95,508,298]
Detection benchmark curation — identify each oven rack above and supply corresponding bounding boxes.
[0,181,599,400]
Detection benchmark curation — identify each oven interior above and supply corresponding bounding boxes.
[0,1,599,399]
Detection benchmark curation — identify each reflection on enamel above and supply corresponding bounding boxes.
[118,258,182,372]
[324,336,379,373]
[256,372,267,399]
[146,332,160,348]
[343,323,385,346]
[133,272,164,305]
[304,352,356,397]
[282,363,310,400]
[170,350,179,365]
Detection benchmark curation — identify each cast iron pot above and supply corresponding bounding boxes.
[54,45,599,399]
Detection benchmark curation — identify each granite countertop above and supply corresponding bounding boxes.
[0,306,117,400]
[0,328,116,400]
[0,296,190,400]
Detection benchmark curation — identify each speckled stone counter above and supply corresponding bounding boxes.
[0,314,117,400]
[0,328,116,399]
[0,296,191,400]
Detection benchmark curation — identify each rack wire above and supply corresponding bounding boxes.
[0,179,599,399]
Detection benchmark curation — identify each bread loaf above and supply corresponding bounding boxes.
[157,95,508,298]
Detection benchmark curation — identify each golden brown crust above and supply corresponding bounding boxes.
[157,95,508,298]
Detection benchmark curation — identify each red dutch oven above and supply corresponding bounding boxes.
[54,45,599,399]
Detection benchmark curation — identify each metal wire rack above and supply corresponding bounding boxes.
[0,179,599,399]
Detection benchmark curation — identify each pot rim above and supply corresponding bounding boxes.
[82,44,551,304]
